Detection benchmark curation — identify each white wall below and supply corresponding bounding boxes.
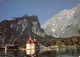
[26,43,35,49]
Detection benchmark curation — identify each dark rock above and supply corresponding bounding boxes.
[0,15,45,45]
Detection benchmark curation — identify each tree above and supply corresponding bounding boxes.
[72,38,79,45]
[78,41,80,45]
[14,39,19,47]
[56,40,62,47]
[69,41,73,46]
[66,39,73,46]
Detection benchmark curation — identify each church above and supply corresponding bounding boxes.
[26,36,39,50]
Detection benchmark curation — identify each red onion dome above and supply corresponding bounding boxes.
[26,40,31,44]
[31,40,35,43]
[34,36,36,39]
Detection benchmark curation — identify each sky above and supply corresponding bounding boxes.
[0,0,80,25]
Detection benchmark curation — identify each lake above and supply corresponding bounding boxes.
[0,47,80,57]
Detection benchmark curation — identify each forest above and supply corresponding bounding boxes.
[41,36,80,47]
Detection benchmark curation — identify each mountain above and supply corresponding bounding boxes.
[0,15,45,44]
[42,4,80,38]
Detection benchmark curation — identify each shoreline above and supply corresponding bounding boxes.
[1,45,80,51]
[49,45,80,49]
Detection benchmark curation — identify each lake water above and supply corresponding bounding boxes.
[0,47,80,57]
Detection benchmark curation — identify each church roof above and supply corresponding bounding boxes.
[26,40,37,44]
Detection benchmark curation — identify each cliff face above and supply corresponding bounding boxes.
[0,15,45,44]
[42,4,80,38]
[0,20,12,44]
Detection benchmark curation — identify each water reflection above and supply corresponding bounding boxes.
[0,47,80,57]
[40,50,57,57]
[24,49,39,57]
[39,47,80,57]
[55,47,80,57]
[13,50,19,57]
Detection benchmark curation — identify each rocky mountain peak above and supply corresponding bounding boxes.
[42,4,80,38]
[0,15,45,44]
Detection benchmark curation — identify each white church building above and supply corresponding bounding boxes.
[26,36,39,50]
